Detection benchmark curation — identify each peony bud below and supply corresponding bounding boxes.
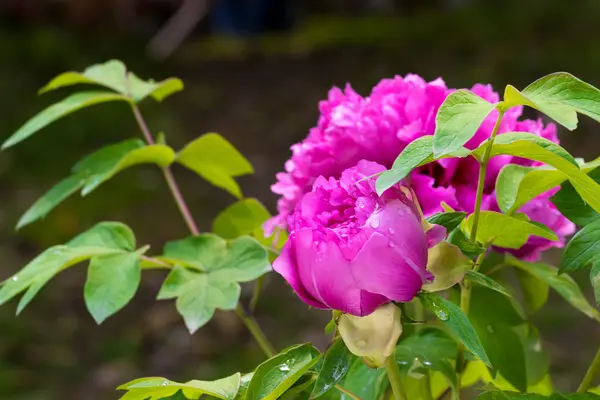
[423,241,472,292]
[338,303,402,368]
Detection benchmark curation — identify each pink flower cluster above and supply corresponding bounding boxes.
[269,74,575,261]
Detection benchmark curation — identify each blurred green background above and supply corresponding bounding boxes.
[1,0,600,398]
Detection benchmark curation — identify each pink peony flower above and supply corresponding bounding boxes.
[268,75,575,260]
[273,161,444,316]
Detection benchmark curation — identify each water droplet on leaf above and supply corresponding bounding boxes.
[12,276,18,281]
[279,364,291,372]
[486,325,494,334]
[432,306,449,321]
[161,381,169,386]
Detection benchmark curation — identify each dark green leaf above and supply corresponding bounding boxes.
[520,326,550,386]
[312,339,355,398]
[506,256,599,320]
[2,91,127,149]
[339,357,388,400]
[465,271,512,297]
[177,133,253,199]
[84,252,141,324]
[281,374,316,400]
[246,344,321,400]
[473,321,527,392]
[395,327,458,393]
[515,269,549,314]
[591,261,600,305]
[427,212,467,233]
[470,287,525,326]
[561,218,600,273]
[213,198,271,239]
[462,211,557,249]
[504,73,600,131]
[117,372,242,400]
[447,228,485,258]
[551,166,600,226]
[432,89,497,157]
[418,292,490,366]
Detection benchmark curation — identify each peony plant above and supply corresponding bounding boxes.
[1,60,600,400]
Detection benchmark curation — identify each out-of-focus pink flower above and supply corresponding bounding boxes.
[268,74,575,260]
[272,161,443,316]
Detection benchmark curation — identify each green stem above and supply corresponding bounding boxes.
[131,104,278,359]
[335,385,364,400]
[250,276,265,313]
[385,354,407,400]
[578,346,600,392]
[469,111,504,241]
[236,303,276,357]
[414,300,433,400]
[455,111,504,394]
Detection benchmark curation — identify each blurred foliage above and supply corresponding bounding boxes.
[1,0,600,398]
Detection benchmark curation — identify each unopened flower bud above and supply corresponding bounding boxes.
[423,241,472,292]
[338,303,402,368]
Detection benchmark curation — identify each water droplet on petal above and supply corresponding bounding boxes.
[389,242,396,248]
[357,199,365,209]
[356,340,367,349]
[388,228,394,235]
[370,219,380,229]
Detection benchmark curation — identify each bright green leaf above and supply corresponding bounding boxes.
[68,221,136,251]
[419,292,490,366]
[427,212,467,232]
[128,73,184,102]
[163,234,226,271]
[117,372,242,400]
[591,262,600,305]
[447,228,485,258]
[84,252,141,324]
[432,89,497,157]
[504,73,600,131]
[16,175,84,229]
[40,60,128,94]
[551,167,600,226]
[506,255,600,320]
[2,91,128,149]
[561,218,600,273]
[465,271,512,298]
[177,133,253,199]
[376,136,433,195]
[246,343,321,400]
[312,339,355,398]
[462,211,557,249]
[213,198,271,239]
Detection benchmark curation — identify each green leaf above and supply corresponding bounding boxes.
[592,261,600,305]
[462,211,557,249]
[561,218,600,273]
[2,91,128,149]
[473,133,600,214]
[246,344,321,400]
[465,271,512,297]
[551,166,600,226]
[213,198,271,239]
[164,234,270,281]
[503,73,600,131]
[177,133,253,199]
[312,339,355,398]
[473,321,527,393]
[80,144,175,195]
[0,245,123,312]
[117,372,242,400]
[16,175,84,229]
[447,228,485,258]
[427,212,467,233]
[470,287,525,326]
[339,357,388,400]
[478,391,600,399]
[84,252,141,324]
[40,60,183,103]
[376,136,433,195]
[432,89,497,157]
[394,328,458,394]
[419,292,490,366]
[68,221,136,251]
[506,255,599,320]
[515,269,549,315]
